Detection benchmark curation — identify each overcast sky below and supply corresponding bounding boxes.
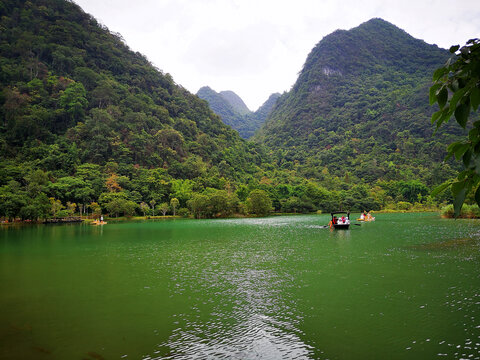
[73,0,480,111]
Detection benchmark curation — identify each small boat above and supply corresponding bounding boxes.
[357,212,375,222]
[91,220,107,225]
[330,211,350,229]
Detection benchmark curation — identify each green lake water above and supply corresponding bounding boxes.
[1,213,479,359]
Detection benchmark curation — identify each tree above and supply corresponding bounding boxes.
[59,82,88,122]
[50,198,64,218]
[139,202,149,216]
[66,201,77,216]
[149,199,156,216]
[170,197,179,216]
[105,198,136,217]
[158,202,169,216]
[89,202,102,217]
[246,189,272,216]
[187,194,209,219]
[31,193,51,220]
[106,174,122,192]
[430,38,480,216]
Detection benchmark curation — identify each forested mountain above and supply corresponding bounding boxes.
[0,0,273,219]
[0,4,464,221]
[197,87,280,138]
[256,18,464,187]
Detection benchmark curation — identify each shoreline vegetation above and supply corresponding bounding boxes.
[3,205,479,225]
[440,204,480,219]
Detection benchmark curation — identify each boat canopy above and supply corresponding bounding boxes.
[331,211,350,219]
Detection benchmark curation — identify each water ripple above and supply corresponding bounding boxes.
[159,243,314,359]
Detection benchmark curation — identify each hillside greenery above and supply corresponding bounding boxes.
[256,18,470,199]
[0,3,464,222]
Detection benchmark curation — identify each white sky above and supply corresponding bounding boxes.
[73,0,480,111]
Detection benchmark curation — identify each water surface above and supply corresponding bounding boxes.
[1,213,479,359]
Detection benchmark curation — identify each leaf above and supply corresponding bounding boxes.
[475,186,480,208]
[447,141,458,153]
[454,143,470,160]
[454,103,470,128]
[435,108,454,130]
[433,67,448,81]
[437,87,448,109]
[449,87,467,111]
[463,148,472,167]
[453,187,466,218]
[449,45,460,53]
[429,84,441,105]
[468,128,479,142]
[431,110,442,125]
[431,181,452,197]
[451,181,465,196]
[471,87,480,111]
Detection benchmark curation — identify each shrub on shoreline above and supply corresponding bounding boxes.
[441,204,480,218]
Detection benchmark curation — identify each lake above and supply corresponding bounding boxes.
[1,213,479,359]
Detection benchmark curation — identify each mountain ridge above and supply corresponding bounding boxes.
[197,87,280,139]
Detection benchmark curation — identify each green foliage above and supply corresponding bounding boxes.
[187,189,239,219]
[170,197,179,216]
[430,38,480,217]
[104,197,137,217]
[246,189,272,216]
[256,18,464,192]
[441,203,480,218]
[158,202,169,216]
[59,82,88,122]
[0,0,264,182]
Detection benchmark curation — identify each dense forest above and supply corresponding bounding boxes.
[256,19,468,189]
[0,3,466,222]
[197,86,280,139]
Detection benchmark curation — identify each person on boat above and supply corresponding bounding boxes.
[341,216,346,223]
[360,211,365,220]
[333,216,337,224]
[100,215,103,223]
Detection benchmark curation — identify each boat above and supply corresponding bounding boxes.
[91,220,107,225]
[356,212,375,221]
[330,211,350,229]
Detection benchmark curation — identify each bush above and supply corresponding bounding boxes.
[177,208,190,217]
[246,189,272,216]
[187,190,239,218]
[397,201,412,210]
[442,204,480,218]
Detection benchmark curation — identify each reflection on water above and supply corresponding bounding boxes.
[1,213,480,359]
[160,225,314,359]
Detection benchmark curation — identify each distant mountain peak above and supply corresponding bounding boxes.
[219,90,250,115]
[197,87,279,139]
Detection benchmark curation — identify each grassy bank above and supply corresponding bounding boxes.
[441,204,480,219]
